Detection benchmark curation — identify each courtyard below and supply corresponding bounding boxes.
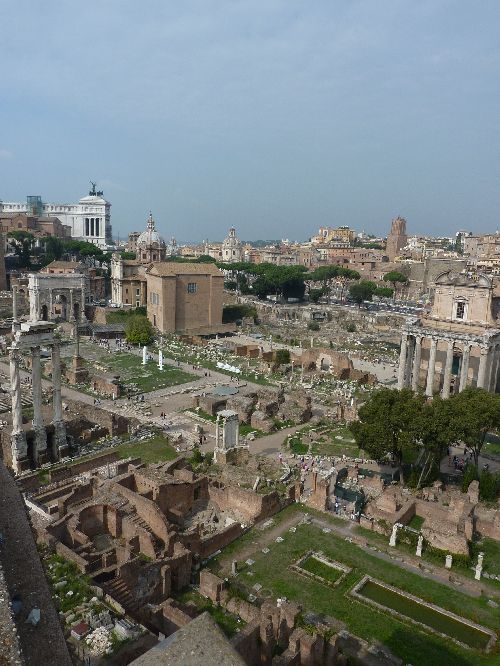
[208,504,499,666]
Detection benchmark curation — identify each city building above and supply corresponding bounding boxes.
[311,226,356,245]
[221,227,242,262]
[397,270,500,397]
[146,262,227,335]
[0,183,112,248]
[134,212,167,263]
[0,211,71,240]
[385,216,408,261]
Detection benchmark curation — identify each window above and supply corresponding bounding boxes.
[187,282,197,293]
[455,300,467,320]
[150,292,159,305]
[136,288,140,296]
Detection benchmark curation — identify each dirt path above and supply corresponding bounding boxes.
[218,510,305,573]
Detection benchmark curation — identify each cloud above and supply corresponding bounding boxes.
[0,149,12,159]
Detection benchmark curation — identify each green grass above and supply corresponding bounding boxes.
[299,555,343,584]
[115,434,178,463]
[483,440,500,457]
[100,351,195,393]
[407,515,425,530]
[210,505,500,666]
[471,538,500,577]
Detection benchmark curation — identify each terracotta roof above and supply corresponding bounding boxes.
[147,262,222,277]
[42,260,84,270]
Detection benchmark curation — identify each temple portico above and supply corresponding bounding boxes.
[9,321,68,474]
[397,327,500,397]
[397,271,500,397]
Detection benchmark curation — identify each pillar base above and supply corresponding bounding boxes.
[53,420,68,459]
[33,427,48,466]
[10,431,29,474]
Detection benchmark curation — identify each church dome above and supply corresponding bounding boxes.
[137,212,165,249]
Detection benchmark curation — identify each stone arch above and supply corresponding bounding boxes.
[40,304,48,321]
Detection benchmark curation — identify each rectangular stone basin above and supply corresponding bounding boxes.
[355,578,494,650]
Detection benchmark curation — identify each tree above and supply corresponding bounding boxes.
[374,286,394,299]
[275,349,290,365]
[349,280,377,306]
[125,315,154,345]
[351,388,425,471]
[449,388,500,469]
[7,231,35,268]
[461,464,479,493]
[336,267,361,302]
[308,287,325,303]
[383,271,408,296]
[43,236,64,262]
[121,251,136,260]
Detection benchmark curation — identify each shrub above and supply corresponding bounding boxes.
[125,314,154,345]
[479,470,499,501]
[345,322,356,333]
[461,463,479,493]
[308,321,320,331]
[275,349,290,365]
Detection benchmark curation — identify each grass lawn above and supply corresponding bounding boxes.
[101,351,196,393]
[483,440,500,457]
[407,514,425,530]
[209,505,500,666]
[114,434,178,464]
[299,554,344,584]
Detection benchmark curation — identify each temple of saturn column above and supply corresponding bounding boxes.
[397,271,500,397]
[9,289,68,474]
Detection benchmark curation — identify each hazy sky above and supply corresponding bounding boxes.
[1,1,499,242]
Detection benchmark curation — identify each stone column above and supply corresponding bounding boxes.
[69,289,75,322]
[9,349,27,472]
[411,336,423,392]
[32,346,47,463]
[51,342,67,458]
[489,346,500,393]
[80,286,87,322]
[397,333,408,390]
[404,337,415,388]
[441,339,454,399]
[12,286,20,332]
[459,343,471,393]
[425,338,437,397]
[477,348,489,389]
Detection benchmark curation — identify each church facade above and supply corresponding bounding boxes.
[397,271,500,397]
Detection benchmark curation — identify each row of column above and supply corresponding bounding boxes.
[398,333,499,398]
[9,343,66,472]
[85,217,100,237]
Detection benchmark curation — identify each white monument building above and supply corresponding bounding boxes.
[0,183,112,248]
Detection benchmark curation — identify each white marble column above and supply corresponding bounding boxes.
[404,337,415,388]
[397,333,409,390]
[459,344,471,393]
[69,289,74,322]
[425,338,438,397]
[441,339,454,399]
[31,346,47,462]
[411,336,423,391]
[9,349,27,472]
[477,348,489,389]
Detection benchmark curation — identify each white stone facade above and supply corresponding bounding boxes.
[1,187,112,248]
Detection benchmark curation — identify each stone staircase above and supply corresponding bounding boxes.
[102,577,141,614]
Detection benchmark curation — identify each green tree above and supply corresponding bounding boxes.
[125,315,154,345]
[351,388,425,471]
[275,349,291,365]
[449,388,500,469]
[308,287,325,303]
[121,251,136,260]
[7,231,35,268]
[43,235,64,262]
[383,271,408,296]
[374,286,394,299]
[461,463,479,493]
[348,280,377,306]
[307,321,320,331]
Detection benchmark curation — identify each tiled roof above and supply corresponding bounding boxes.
[147,262,222,277]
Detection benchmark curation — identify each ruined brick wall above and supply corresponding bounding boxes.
[113,482,173,545]
[61,397,137,436]
[200,522,243,559]
[208,484,283,523]
[231,620,262,666]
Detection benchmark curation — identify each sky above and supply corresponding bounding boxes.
[1,1,499,243]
